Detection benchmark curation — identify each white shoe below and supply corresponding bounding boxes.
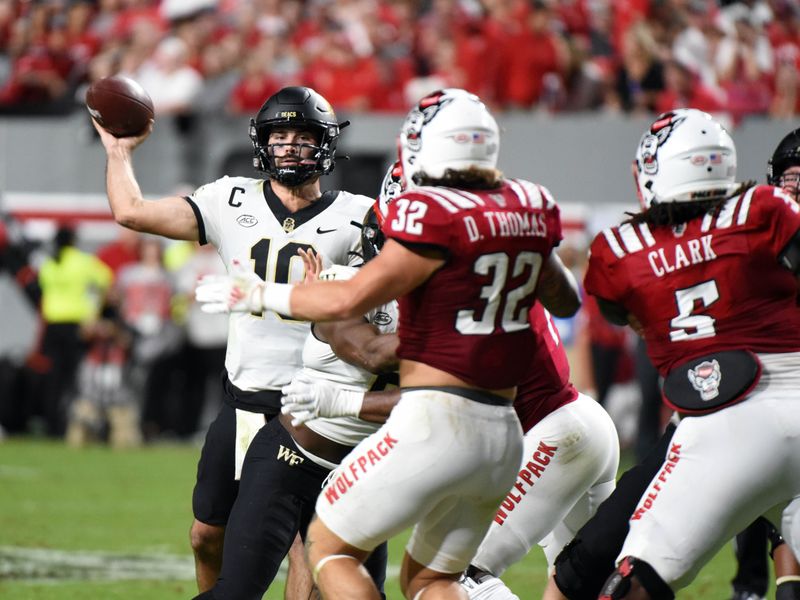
[459,573,520,600]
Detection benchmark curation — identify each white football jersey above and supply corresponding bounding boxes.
[187,176,372,411]
[301,265,399,446]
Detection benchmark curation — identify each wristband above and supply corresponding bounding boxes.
[336,389,365,418]
[260,282,294,316]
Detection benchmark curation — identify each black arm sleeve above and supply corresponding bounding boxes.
[596,296,630,327]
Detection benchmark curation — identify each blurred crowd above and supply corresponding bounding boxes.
[0,219,229,447]
[1,0,799,121]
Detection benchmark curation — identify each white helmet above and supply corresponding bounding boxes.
[634,109,738,209]
[376,160,405,225]
[399,88,499,187]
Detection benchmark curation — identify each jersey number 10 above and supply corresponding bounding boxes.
[250,238,314,319]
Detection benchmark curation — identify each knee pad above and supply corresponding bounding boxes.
[553,538,612,600]
[599,557,674,600]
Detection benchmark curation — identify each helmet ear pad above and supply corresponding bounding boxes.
[250,86,342,186]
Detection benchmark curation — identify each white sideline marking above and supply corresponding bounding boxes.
[0,546,198,581]
[0,546,400,582]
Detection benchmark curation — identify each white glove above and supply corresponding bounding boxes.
[281,373,364,426]
[195,261,264,314]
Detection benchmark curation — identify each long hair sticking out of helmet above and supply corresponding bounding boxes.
[628,108,754,227]
[250,86,348,186]
[399,88,502,190]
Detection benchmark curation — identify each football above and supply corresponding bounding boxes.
[86,75,154,138]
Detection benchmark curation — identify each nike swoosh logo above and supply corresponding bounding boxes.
[316,227,337,234]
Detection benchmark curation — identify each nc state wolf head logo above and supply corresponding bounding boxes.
[639,112,687,175]
[687,359,722,401]
[402,91,452,152]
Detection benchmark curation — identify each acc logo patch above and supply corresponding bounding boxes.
[237,214,258,228]
[687,359,721,401]
[372,312,393,326]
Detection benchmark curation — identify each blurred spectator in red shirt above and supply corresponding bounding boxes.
[498,0,569,109]
[97,227,141,280]
[65,0,102,67]
[771,41,799,118]
[228,42,282,115]
[715,6,774,119]
[117,16,161,77]
[404,35,465,107]
[110,0,165,42]
[302,27,382,111]
[655,56,726,114]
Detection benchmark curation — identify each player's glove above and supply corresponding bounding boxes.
[281,372,364,426]
[195,261,264,314]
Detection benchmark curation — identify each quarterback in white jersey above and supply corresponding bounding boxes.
[189,177,371,400]
[196,206,400,600]
[92,85,372,595]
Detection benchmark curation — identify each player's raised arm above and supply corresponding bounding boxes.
[93,118,200,241]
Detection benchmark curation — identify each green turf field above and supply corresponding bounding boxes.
[0,437,755,599]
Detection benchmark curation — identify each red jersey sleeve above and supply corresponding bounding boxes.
[747,185,800,258]
[584,228,630,304]
[382,190,454,250]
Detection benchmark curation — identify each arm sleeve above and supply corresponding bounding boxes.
[540,187,564,250]
[752,186,800,259]
[186,177,228,248]
[583,232,627,305]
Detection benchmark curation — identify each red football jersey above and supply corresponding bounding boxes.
[384,179,563,389]
[514,303,578,432]
[584,185,800,375]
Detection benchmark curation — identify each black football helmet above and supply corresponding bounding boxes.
[250,86,347,186]
[360,205,385,263]
[767,128,800,185]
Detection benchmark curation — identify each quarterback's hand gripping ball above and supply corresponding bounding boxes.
[280,372,364,426]
[195,261,264,314]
